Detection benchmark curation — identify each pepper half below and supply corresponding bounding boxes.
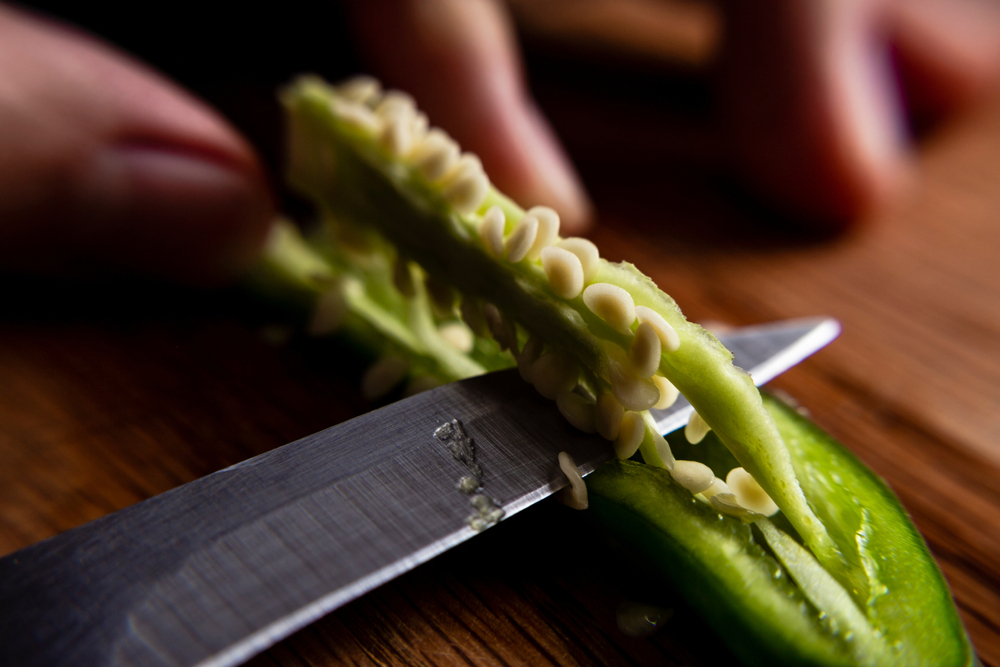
[587,394,977,666]
[255,74,978,667]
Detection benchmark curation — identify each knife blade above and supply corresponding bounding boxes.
[0,317,839,667]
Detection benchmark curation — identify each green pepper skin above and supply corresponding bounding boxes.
[586,395,976,666]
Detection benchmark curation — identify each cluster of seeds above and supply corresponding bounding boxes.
[473,198,777,515]
[331,76,490,216]
[557,451,589,510]
[315,75,779,519]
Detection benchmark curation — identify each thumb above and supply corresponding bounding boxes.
[720,0,911,228]
[0,6,273,283]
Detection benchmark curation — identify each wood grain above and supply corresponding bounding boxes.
[2,86,999,667]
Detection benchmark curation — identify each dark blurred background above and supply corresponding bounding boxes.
[13,0,772,245]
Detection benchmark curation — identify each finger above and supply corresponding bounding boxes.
[348,0,594,234]
[891,0,1000,125]
[0,5,274,283]
[720,0,911,228]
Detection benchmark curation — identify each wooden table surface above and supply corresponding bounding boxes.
[2,80,1000,667]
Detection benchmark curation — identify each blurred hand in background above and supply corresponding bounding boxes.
[354,0,1000,231]
[722,0,1000,226]
[2,0,999,282]
[0,4,274,283]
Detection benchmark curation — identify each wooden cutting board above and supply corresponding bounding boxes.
[1,96,998,667]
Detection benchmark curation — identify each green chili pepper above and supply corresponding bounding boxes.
[587,394,976,666]
[249,74,976,666]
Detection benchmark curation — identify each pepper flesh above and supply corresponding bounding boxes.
[587,395,975,666]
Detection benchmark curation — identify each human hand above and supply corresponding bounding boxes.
[0,4,273,283]
[349,0,1000,230]
[347,0,595,235]
[721,0,1000,227]
[3,0,996,285]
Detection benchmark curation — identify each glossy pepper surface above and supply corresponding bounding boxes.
[587,395,976,666]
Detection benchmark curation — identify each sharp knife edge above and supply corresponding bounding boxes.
[220,317,841,667]
[229,318,844,667]
[204,445,621,667]
[0,317,839,667]
[224,317,845,667]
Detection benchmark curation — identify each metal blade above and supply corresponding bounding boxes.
[0,317,839,667]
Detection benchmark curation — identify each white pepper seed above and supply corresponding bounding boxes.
[478,206,506,258]
[596,393,625,441]
[531,351,579,399]
[466,516,488,532]
[378,113,414,157]
[685,411,711,444]
[410,111,429,144]
[505,215,539,263]
[499,312,520,357]
[557,451,589,510]
[615,411,645,459]
[443,152,482,182]
[671,460,715,494]
[411,129,460,181]
[583,283,636,334]
[610,361,661,411]
[517,336,544,383]
[337,75,381,104]
[442,156,489,216]
[540,246,584,299]
[443,171,489,216]
[438,322,474,353]
[374,90,416,121]
[556,391,597,433]
[651,376,680,410]
[460,297,488,337]
[330,98,381,134]
[634,306,680,352]
[525,206,560,260]
[556,237,600,282]
[700,478,731,500]
[482,303,504,346]
[630,322,661,378]
[726,467,779,516]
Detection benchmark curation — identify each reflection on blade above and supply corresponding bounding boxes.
[0,318,838,667]
[0,370,611,667]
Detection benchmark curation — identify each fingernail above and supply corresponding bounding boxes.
[81,145,273,282]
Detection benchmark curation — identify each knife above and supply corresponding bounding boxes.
[0,317,839,667]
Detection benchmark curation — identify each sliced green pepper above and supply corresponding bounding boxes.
[278,76,845,578]
[587,395,975,666]
[249,74,976,667]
